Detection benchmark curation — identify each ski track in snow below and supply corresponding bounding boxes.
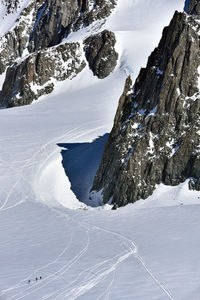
[0,121,106,213]
[91,224,175,300]
[47,248,124,299]
[95,269,116,300]
[41,208,175,300]
[1,126,176,300]
[44,211,175,300]
[0,234,73,297]
[38,208,134,300]
[0,0,194,298]
[8,229,90,300]
[58,252,131,299]
[0,122,106,299]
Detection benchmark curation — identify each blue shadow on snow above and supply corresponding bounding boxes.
[57,134,108,206]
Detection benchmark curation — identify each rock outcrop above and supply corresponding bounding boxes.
[0,0,116,74]
[3,0,20,14]
[0,0,38,74]
[0,42,86,107]
[90,9,200,206]
[84,30,118,78]
[0,28,119,106]
[0,0,118,106]
[28,0,116,52]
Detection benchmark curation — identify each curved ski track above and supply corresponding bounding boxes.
[0,122,175,300]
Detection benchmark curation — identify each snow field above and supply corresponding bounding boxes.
[1,0,200,299]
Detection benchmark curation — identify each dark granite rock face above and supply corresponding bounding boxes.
[27,0,80,52]
[0,42,86,107]
[0,0,41,74]
[185,0,200,15]
[0,0,117,106]
[0,0,116,75]
[28,0,116,52]
[90,10,200,206]
[74,0,116,30]
[84,30,118,79]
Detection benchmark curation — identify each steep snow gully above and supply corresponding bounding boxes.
[1,0,200,299]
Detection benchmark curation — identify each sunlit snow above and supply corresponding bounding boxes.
[1,0,199,299]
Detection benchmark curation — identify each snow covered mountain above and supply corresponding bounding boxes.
[2,0,200,299]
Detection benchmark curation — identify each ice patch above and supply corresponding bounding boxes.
[156,67,163,76]
[146,105,158,118]
[177,87,181,96]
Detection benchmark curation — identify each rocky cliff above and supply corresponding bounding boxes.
[27,0,116,53]
[185,0,200,14]
[84,30,118,79]
[0,42,86,107]
[90,3,200,206]
[0,0,117,107]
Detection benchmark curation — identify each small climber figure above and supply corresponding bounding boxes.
[36,277,38,282]
[28,279,31,284]
[40,276,42,280]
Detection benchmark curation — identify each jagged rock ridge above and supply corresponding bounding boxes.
[0,0,116,73]
[91,7,200,206]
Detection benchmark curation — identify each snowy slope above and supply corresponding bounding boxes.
[1,0,200,299]
[0,0,32,36]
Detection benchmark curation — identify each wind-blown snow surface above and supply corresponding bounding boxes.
[2,0,200,299]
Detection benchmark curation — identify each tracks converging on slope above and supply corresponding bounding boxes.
[0,122,176,300]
